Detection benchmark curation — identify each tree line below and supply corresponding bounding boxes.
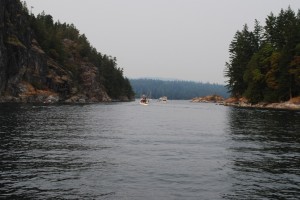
[225,7,300,103]
[130,78,229,100]
[21,1,134,100]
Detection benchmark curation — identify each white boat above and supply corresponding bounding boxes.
[158,96,167,103]
[140,95,149,105]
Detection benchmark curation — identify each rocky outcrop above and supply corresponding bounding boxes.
[0,0,113,103]
[192,95,300,110]
[64,61,111,103]
[0,0,51,102]
[191,95,224,103]
[223,97,300,110]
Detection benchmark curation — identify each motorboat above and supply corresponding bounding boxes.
[140,95,149,105]
[158,96,167,103]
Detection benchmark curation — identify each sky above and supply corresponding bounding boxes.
[24,0,300,84]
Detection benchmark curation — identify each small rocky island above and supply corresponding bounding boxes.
[191,95,224,103]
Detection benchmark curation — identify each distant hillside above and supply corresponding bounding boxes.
[130,78,229,100]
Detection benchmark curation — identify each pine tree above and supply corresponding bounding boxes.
[225,24,257,97]
[226,7,300,102]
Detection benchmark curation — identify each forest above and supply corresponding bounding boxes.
[130,78,229,100]
[225,7,300,103]
[21,1,134,100]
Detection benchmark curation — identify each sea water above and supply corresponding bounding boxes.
[0,101,299,199]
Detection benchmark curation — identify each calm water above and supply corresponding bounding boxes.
[0,101,299,199]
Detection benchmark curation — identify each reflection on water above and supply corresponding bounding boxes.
[225,107,300,199]
[0,104,118,199]
[0,102,299,199]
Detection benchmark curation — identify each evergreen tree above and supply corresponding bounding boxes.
[27,6,134,100]
[226,7,300,102]
[225,24,257,97]
[130,79,229,100]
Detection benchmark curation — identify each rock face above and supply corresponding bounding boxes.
[0,0,42,100]
[191,95,224,103]
[223,97,300,110]
[0,0,113,103]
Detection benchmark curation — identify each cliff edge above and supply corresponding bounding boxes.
[0,0,134,103]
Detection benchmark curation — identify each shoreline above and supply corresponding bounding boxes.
[192,96,300,111]
[223,97,300,111]
[223,101,300,111]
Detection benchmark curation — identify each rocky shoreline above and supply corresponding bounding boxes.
[191,95,224,103]
[223,97,300,111]
[192,96,300,111]
[0,80,133,104]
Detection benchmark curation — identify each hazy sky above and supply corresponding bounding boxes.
[24,0,300,84]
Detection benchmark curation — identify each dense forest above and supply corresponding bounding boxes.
[0,0,134,102]
[130,78,229,100]
[28,7,134,100]
[225,7,300,103]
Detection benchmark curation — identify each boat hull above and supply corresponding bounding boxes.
[140,102,149,106]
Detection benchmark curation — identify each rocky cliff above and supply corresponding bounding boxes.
[0,0,132,103]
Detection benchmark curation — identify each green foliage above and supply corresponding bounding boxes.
[7,35,26,48]
[24,6,134,100]
[225,7,300,102]
[30,12,66,63]
[130,79,229,100]
[224,24,259,97]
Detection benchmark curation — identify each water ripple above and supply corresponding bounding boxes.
[0,102,299,199]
